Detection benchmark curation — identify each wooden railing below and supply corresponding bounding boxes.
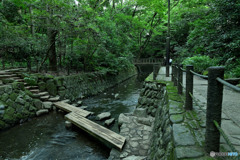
[133,58,163,65]
[172,64,240,156]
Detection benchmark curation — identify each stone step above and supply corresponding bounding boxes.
[48,96,60,102]
[25,86,39,90]
[40,95,50,101]
[30,89,40,93]
[15,79,24,82]
[32,92,49,98]
[0,74,18,79]
[37,92,49,97]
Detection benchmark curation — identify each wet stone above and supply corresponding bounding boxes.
[175,146,204,159]
[173,124,195,146]
[170,114,184,124]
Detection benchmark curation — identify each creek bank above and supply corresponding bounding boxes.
[0,66,137,130]
[109,72,209,160]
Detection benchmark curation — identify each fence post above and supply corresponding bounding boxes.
[185,65,193,110]
[171,64,175,82]
[173,63,178,86]
[205,67,224,153]
[178,64,183,95]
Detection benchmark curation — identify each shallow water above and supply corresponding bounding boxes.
[0,74,147,160]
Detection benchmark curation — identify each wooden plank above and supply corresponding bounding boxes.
[53,102,91,118]
[65,112,126,150]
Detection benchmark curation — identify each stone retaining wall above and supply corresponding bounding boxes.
[110,73,209,159]
[39,67,137,101]
[0,67,137,131]
[0,83,38,130]
[137,81,174,159]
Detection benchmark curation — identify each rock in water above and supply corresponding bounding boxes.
[43,102,53,109]
[36,109,49,116]
[105,118,115,126]
[80,106,88,110]
[114,93,120,99]
[77,100,82,106]
[96,112,111,120]
[65,120,72,129]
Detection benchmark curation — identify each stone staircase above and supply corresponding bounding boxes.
[0,68,60,112]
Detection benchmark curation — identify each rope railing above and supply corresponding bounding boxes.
[190,70,208,79]
[213,120,238,153]
[216,77,240,93]
[170,64,239,155]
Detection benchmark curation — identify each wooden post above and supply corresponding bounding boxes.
[173,63,178,86]
[178,64,183,95]
[185,65,193,110]
[205,67,224,153]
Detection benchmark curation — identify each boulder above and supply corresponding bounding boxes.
[36,109,49,116]
[96,112,111,120]
[105,118,115,126]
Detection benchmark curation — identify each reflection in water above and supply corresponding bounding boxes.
[0,73,150,160]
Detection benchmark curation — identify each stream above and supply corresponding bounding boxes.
[0,72,149,160]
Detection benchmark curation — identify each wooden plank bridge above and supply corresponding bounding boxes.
[133,58,163,65]
[53,102,126,151]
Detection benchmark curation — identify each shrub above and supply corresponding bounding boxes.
[182,55,219,74]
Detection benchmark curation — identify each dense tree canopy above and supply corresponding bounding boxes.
[0,0,239,77]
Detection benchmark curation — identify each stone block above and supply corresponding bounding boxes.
[175,146,204,159]
[173,124,195,147]
[133,108,147,117]
[170,114,184,124]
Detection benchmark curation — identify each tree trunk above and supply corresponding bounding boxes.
[48,30,58,71]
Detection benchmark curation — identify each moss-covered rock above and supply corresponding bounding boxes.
[24,76,38,86]
[1,93,9,102]
[9,92,18,101]
[2,78,14,84]
[38,81,46,91]
[12,82,24,90]
[46,79,57,96]
[3,107,17,124]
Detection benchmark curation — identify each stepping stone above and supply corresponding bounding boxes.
[48,96,60,102]
[40,95,50,101]
[36,109,49,116]
[30,89,40,93]
[105,118,115,126]
[96,112,111,120]
[33,92,49,97]
[43,101,53,109]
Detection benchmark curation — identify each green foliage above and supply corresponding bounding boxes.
[24,76,38,86]
[182,56,219,73]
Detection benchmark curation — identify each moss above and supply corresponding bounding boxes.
[9,93,18,101]
[3,107,17,124]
